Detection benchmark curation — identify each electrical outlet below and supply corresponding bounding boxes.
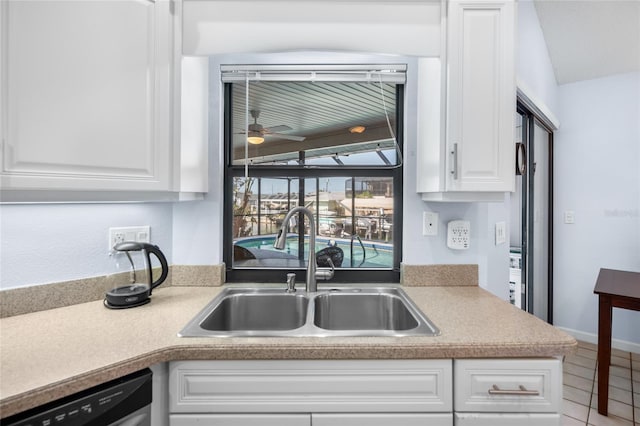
[447,220,470,249]
[423,211,438,236]
[108,226,150,251]
[495,221,507,245]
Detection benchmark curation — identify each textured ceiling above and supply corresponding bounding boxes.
[534,0,640,84]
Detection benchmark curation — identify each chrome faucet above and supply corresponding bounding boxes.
[274,206,334,292]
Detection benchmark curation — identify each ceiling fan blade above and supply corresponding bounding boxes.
[264,125,292,133]
[269,133,306,142]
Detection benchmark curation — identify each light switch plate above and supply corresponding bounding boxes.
[495,221,506,245]
[564,210,575,224]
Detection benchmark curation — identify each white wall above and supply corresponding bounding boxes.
[512,1,559,249]
[509,0,559,307]
[554,72,640,344]
[516,3,640,346]
[517,0,558,118]
[0,203,173,289]
[404,199,511,299]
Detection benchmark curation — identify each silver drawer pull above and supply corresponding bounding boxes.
[488,385,540,396]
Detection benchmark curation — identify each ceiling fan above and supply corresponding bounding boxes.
[240,110,306,144]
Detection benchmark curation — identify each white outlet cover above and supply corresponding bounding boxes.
[423,211,438,236]
[447,220,470,249]
[108,226,150,251]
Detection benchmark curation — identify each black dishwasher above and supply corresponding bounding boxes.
[1,368,152,426]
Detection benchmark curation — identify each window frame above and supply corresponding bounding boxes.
[223,83,404,283]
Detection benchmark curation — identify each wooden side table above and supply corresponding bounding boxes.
[593,268,640,415]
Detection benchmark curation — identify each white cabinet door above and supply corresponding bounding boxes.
[454,359,562,413]
[170,414,310,426]
[446,0,515,193]
[313,413,453,426]
[1,0,172,193]
[417,0,515,202]
[454,413,561,426]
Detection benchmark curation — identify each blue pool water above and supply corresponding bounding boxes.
[235,235,393,268]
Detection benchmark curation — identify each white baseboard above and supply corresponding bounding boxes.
[556,327,640,354]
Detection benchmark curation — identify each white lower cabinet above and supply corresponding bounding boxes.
[171,413,453,426]
[454,413,561,425]
[313,413,453,426]
[170,414,309,426]
[454,359,562,426]
[169,360,453,425]
[168,358,562,426]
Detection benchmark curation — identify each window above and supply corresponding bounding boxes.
[223,66,404,283]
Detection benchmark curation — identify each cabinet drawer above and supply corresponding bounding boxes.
[454,359,561,413]
[170,360,452,413]
[313,413,452,426]
[454,413,561,425]
[170,414,309,426]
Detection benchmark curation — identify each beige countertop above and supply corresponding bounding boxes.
[0,284,576,419]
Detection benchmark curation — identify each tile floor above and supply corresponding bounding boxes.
[562,340,639,425]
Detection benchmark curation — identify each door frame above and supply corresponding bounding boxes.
[516,101,555,324]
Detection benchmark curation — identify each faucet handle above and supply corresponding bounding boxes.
[315,269,335,281]
[286,273,297,293]
[315,258,335,281]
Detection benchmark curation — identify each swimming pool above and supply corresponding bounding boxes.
[235,234,394,268]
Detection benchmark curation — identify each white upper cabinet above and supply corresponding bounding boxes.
[417,0,516,202]
[0,0,206,202]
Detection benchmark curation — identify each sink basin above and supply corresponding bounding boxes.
[200,292,308,332]
[179,288,308,337]
[179,286,440,337]
[313,292,418,331]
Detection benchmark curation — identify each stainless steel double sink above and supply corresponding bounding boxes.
[178,286,440,337]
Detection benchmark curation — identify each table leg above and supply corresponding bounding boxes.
[597,294,612,416]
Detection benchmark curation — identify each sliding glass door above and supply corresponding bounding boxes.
[511,103,554,323]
